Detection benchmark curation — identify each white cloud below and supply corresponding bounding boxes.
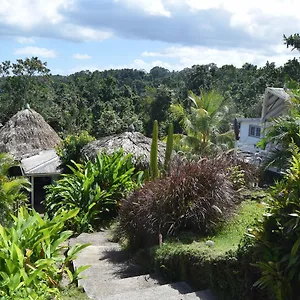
[185,0,300,38]
[16,37,35,44]
[114,0,171,17]
[142,45,298,68]
[73,53,92,60]
[14,46,57,58]
[63,26,113,42]
[0,0,74,29]
[0,0,113,42]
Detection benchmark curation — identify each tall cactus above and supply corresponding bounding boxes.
[164,123,174,172]
[150,120,159,179]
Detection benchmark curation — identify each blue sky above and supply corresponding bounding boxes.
[0,0,299,75]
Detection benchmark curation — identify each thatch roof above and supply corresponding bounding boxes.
[0,109,61,160]
[82,131,166,169]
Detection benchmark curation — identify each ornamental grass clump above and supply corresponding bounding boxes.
[119,156,237,250]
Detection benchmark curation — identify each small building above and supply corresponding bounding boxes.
[236,87,290,157]
[236,118,262,153]
[0,108,61,211]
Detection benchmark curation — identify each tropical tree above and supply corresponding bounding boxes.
[171,89,234,156]
[0,153,30,225]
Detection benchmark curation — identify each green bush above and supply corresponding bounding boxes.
[45,150,143,233]
[0,153,30,225]
[56,131,95,173]
[119,157,237,250]
[253,145,300,299]
[0,207,89,300]
[148,200,268,300]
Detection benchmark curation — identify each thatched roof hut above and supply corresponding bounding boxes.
[0,109,61,160]
[82,131,166,169]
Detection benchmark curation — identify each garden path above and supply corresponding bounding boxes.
[70,230,217,300]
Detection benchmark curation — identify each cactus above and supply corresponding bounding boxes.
[164,123,174,172]
[150,120,159,179]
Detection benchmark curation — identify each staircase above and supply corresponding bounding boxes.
[71,231,216,300]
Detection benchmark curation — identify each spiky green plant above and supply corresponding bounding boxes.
[150,120,159,179]
[164,123,174,172]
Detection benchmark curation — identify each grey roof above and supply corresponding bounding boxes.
[262,88,290,122]
[267,87,290,100]
[21,149,61,176]
[236,117,261,122]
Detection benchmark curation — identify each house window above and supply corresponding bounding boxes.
[249,125,261,137]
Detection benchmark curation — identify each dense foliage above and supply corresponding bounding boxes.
[171,89,234,156]
[0,207,88,300]
[0,153,30,225]
[1,53,299,140]
[56,131,96,172]
[253,145,300,299]
[119,157,237,250]
[45,150,143,233]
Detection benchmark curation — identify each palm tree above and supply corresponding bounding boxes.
[0,153,30,225]
[171,90,234,156]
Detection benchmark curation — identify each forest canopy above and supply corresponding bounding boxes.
[1,54,299,139]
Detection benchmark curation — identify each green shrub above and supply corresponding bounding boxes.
[0,207,89,300]
[45,150,143,233]
[0,153,30,225]
[56,131,95,173]
[149,200,268,300]
[119,157,237,250]
[253,145,300,299]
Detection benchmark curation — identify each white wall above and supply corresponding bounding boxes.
[237,119,262,153]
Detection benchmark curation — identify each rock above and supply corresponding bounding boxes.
[205,240,215,247]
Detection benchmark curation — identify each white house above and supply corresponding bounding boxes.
[236,118,262,153]
[236,87,290,160]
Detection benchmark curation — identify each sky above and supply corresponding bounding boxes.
[0,0,300,75]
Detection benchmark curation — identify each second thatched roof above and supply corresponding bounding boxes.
[0,109,61,160]
[82,131,166,169]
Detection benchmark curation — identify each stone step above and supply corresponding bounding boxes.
[103,281,194,300]
[74,245,145,284]
[80,273,166,299]
[70,231,118,247]
[168,289,217,300]
[72,232,217,300]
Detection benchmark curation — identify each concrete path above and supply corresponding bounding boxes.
[71,231,216,300]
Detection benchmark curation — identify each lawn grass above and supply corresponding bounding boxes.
[61,285,89,300]
[155,200,266,258]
